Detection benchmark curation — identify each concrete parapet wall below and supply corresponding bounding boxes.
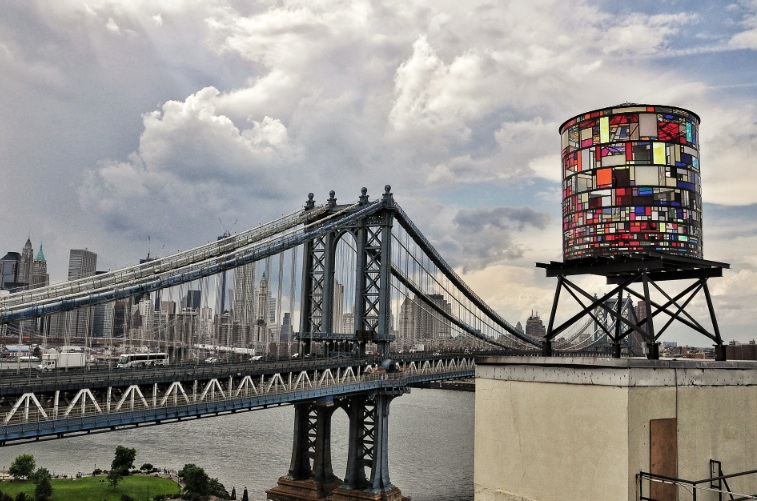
[474,357,757,501]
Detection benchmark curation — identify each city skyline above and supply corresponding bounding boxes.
[2,235,751,352]
[2,2,757,345]
[0,236,556,339]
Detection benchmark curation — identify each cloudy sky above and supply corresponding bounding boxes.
[2,0,757,345]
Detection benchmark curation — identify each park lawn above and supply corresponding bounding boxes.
[0,474,181,501]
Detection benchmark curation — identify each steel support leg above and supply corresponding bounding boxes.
[702,278,727,361]
[642,273,659,360]
[343,395,370,490]
[286,403,312,480]
[312,404,338,484]
[543,276,564,356]
[368,393,395,492]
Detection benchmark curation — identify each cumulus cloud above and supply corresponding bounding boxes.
[440,206,550,272]
[728,0,757,49]
[600,13,699,56]
[79,86,303,243]
[701,105,757,205]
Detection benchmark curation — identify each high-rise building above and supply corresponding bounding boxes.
[52,249,97,339]
[216,232,232,315]
[280,312,293,343]
[398,294,452,341]
[333,281,344,332]
[251,272,280,349]
[112,299,129,339]
[68,249,97,281]
[232,262,256,328]
[0,252,20,290]
[256,272,269,323]
[92,301,114,340]
[18,238,33,287]
[341,310,355,334]
[398,297,416,341]
[181,290,202,311]
[525,311,546,339]
[31,244,48,289]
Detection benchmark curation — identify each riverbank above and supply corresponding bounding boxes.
[0,472,181,501]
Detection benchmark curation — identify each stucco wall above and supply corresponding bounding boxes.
[474,358,757,501]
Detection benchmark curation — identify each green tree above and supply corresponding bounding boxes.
[8,455,35,480]
[111,446,137,474]
[107,468,123,490]
[29,468,50,485]
[30,467,52,501]
[208,477,229,499]
[14,493,28,501]
[179,464,209,497]
[32,469,52,501]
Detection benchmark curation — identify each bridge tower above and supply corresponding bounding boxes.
[540,104,729,359]
[270,187,407,501]
[299,186,396,359]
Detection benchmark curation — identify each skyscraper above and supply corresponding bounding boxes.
[68,249,97,281]
[525,311,546,339]
[253,272,280,349]
[333,281,344,333]
[18,238,34,287]
[232,262,256,328]
[280,312,293,343]
[31,244,48,289]
[181,290,202,311]
[0,252,20,290]
[52,249,98,339]
[398,294,452,341]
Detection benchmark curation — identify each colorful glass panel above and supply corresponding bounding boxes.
[558,104,702,260]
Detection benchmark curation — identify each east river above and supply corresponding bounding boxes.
[0,388,474,501]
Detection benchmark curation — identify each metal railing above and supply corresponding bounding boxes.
[1,360,473,427]
[639,461,757,500]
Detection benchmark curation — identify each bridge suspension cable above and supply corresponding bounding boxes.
[0,201,382,323]
[392,203,539,347]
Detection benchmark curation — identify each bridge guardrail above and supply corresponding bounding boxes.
[0,357,475,441]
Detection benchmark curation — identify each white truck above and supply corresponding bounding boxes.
[36,349,87,371]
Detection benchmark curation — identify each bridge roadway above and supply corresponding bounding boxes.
[0,353,477,445]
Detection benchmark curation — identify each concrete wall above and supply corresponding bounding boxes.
[474,357,757,501]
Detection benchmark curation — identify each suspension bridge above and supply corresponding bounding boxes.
[0,186,629,500]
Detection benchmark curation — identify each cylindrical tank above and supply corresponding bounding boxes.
[559,104,702,260]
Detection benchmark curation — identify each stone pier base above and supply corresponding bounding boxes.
[329,486,408,501]
[266,477,343,500]
[267,478,409,501]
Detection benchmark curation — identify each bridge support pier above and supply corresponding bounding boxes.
[268,391,408,501]
[268,400,342,501]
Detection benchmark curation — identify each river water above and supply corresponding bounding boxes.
[0,388,474,501]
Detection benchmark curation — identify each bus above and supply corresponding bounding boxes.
[117,352,169,368]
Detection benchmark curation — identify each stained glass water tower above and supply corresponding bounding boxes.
[538,104,729,360]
